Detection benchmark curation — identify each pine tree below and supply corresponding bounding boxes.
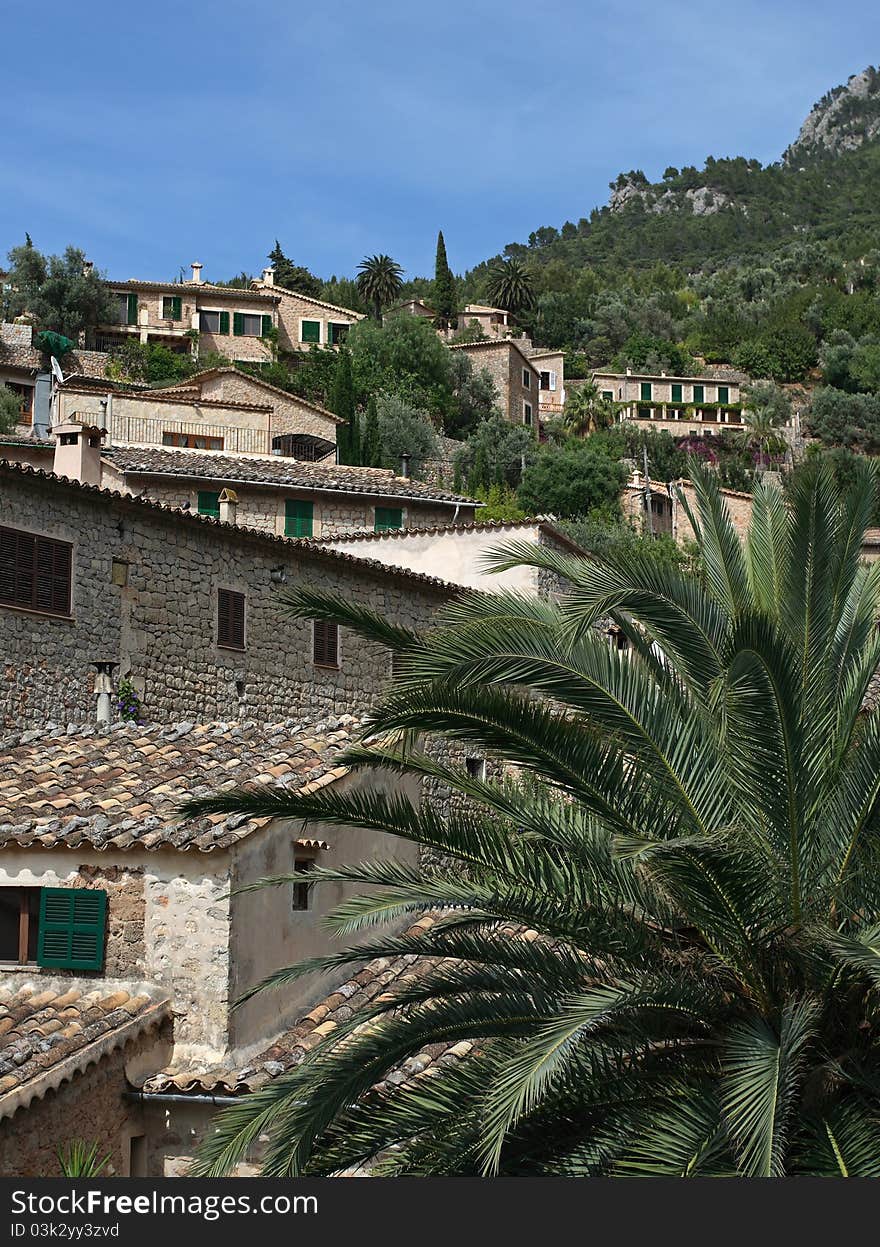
[329,349,357,464]
[362,396,381,467]
[433,231,457,330]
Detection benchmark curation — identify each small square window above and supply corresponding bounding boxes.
[328,322,349,345]
[301,320,321,344]
[198,490,221,517]
[0,888,40,963]
[375,507,403,532]
[199,310,221,333]
[465,757,486,781]
[292,858,314,911]
[162,296,182,320]
[522,369,531,389]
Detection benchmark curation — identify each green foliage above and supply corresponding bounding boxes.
[361,395,381,468]
[433,231,457,329]
[329,349,358,465]
[0,384,21,433]
[611,332,694,376]
[517,437,626,519]
[116,677,141,724]
[268,241,322,298]
[57,1140,110,1177]
[4,239,116,338]
[807,386,880,450]
[189,460,880,1177]
[561,511,692,570]
[346,315,453,423]
[105,340,197,386]
[452,415,535,493]
[473,483,526,521]
[485,258,536,317]
[356,254,404,322]
[374,394,439,479]
[445,351,498,439]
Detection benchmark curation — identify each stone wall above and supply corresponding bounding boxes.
[195,372,339,442]
[454,343,539,428]
[0,469,453,729]
[0,1024,166,1178]
[675,481,753,542]
[267,288,360,354]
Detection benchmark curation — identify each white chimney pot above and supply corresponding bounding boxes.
[191,262,203,284]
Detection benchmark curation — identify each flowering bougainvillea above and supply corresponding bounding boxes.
[116,676,141,723]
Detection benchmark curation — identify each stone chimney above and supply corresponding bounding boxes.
[52,418,106,487]
[191,262,203,284]
[399,453,411,479]
[262,266,275,287]
[92,661,118,725]
[219,487,238,524]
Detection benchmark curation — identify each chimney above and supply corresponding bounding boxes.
[191,261,203,284]
[219,487,238,524]
[82,259,94,277]
[399,453,411,479]
[262,266,275,287]
[52,418,106,486]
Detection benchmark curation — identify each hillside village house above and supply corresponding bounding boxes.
[456,304,514,339]
[593,368,748,438]
[449,339,540,430]
[528,349,566,419]
[97,263,362,362]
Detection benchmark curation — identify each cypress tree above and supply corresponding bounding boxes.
[329,349,357,464]
[433,231,457,331]
[362,395,381,467]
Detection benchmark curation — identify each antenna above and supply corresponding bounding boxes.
[50,356,66,385]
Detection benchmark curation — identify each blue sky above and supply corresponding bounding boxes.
[2,1,878,284]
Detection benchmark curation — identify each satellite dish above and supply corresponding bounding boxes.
[50,356,66,385]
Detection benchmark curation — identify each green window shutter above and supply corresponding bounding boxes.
[301,320,321,343]
[127,293,138,325]
[375,506,403,532]
[693,384,704,403]
[233,312,244,337]
[602,390,613,401]
[172,296,182,320]
[640,382,652,401]
[198,491,220,517]
[261,315,273,336]
[37,887,107,971]
[285,499,314,537]
[218,311,230,335]
[671,383,682,403]
[718,386,729,404]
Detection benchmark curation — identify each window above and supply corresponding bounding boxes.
[218,588,245,649]
[199,309,230,335]
[116,292,138,325]
[375,506,403,532]
[285,499,314,538]
[162,295,182,320]
[5,381,33,424]
[37,888,107,971]
[328,322,349,345]
[465,757,486,781]
[718,386,729,405]
[233,312,272,337]
[291,858,314,911]
[601,390,614,402]
[540,370,557,391]
[163,432,224,451]
[671,383,683,403]
[0,888,40,963]
[301,319,321,344]
[198,491,221,517]
[692,384,704,404]
[522,369,531,389]
[523,402,533,426]
[313,619,339,667]
[0,526,72,616]
[640,382,653,401]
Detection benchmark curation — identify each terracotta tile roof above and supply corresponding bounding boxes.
[154,367,345,424]
[252,281,363,320]
[108,280,280,304]
[141,917,475,1096]
[106,445,478,506]
[0,463,464,595]
[304,515,589,556]
[0,718,361,854]
[0,978,169,1118]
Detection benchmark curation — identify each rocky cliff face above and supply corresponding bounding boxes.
[608,174,732,217]
[783,67,880,164]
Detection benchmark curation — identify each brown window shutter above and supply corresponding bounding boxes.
[218,589,245,648]
[313,620,338,667]
[0,527,71,615]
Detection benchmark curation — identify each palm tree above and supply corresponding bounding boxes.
[356,254,404,322]
[485,258,536,320]
[561,380,615,438]
[739,381,791,474]
[189,460,880,1177]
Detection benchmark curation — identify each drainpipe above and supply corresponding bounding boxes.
[124,1090,242,1107]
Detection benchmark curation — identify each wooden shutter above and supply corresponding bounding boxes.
[548,370,557,391]
[313,619,339,667]
[218,310,230,335]
[198,491,220,517]
[693,384,704,403]
[261,314,273,336]
[718,386,729,404]
[0,526,71,615]
[640,382,652,401]
[285,500,314,537]
[671,383,683,403]
[374,507,403,532]
[218,589,245,648]
[233,312,244,337]
[171,296,182,320]
[302,320,320,343]
[37,888,107,971]
[127,293,138,325]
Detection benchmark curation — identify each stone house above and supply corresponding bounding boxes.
[250,268,362,352]
[455,304,513,340]
[96,264,281,365]
[0,322,114,437]
[0,718,421,1176]
[56,366,343,460]
[448,340,540,430]
[528,349,566,419]
[594,368,749,439]
[99,446,478,537]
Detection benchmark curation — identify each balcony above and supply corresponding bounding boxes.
[627,404,743,426]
